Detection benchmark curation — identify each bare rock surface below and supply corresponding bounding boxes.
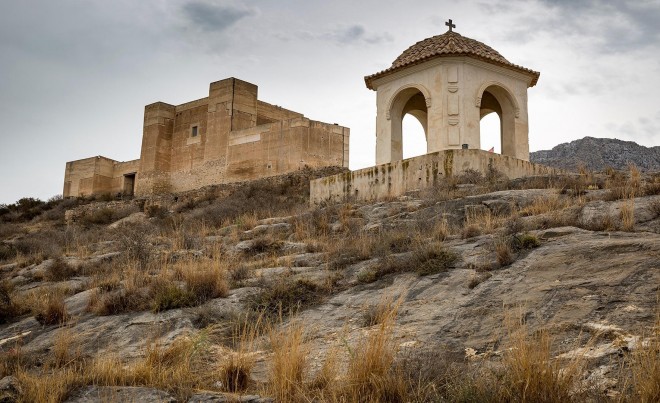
[298,227,659,363]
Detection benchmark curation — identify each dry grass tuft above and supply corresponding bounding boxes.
[499,326,585,402]
[620,198,635,232]
[46,257,77,282]
[34,291,68,326]
[494,237,515,267]
[219,313,263,393]
[345,297,402,401]
[247,277,333,317]
[267,320,309,402]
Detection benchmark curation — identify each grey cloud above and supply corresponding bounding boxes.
[528,0,660,54]
[295,25,393,45]
[181,1,256,32]
[605,111,660,145]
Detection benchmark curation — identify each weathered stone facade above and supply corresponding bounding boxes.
[63,78,349,198]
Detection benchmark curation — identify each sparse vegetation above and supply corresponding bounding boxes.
[1,168,658,402]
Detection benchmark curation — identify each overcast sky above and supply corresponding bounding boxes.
[1,0,659,204]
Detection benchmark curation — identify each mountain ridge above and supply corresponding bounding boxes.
[530,136,660,172]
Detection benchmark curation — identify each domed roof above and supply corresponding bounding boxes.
[365,31,540,89]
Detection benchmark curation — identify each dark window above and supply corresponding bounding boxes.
[191,126,198,137]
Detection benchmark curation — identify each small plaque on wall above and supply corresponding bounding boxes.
[448,126,460,146]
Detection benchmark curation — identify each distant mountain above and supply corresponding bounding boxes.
[530,137,660,172]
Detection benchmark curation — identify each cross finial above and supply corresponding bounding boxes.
[445,19,456,32]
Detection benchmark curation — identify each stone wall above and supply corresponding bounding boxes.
[310,149,566,204]
[64,77,349,198]
[63,157,139,198]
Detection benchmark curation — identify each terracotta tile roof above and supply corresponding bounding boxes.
[365,31,540,89]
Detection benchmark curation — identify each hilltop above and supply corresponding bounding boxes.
[530,137,660,172]
[0,168,659,402]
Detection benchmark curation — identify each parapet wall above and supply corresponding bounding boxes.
[310,149,565,204]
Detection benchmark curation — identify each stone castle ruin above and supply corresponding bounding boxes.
[64,22,561,203]
[63,78,349,198]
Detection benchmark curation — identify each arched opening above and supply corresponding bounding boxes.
[402,114,427,159]
[389,88,428,162]
[479,91,502,154]
[478,85,517,157]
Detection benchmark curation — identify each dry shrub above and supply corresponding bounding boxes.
[494,237,515,267]
[244,234,283,256]
[90,257,228,316]
[519,195,569,217]
[50,327,81,368]
[150,281,196,313]
[46,257,77,281]
[179,260,228,303]
[34,292,68,325]
[247,277,332,317]
[499,327,585,402]
[650,199,660,218]
[620,199,635,232]
[468,272,492,289]
[268,320,308,402]
[219,314,263,393]
[620,314,660,402]
[415,245,459,276]
[513,232,541,249]
[361,242,458,283]
[431,218,451,241]
[457,168,484,185]
[362,297,400,328]
[327,232,378,271]
[16,333,210,402]
[0,281,19,324]
[114,224,152,268]
[465,208,501,234]
[345,297,404,401]
[90,287,148,316]
[643,177,660,196]
[13,231,64,263]
[462,223,482,239]
[382,231,414,254]
[228,262,251,287]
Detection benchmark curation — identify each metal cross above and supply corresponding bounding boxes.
[445,19,456,32]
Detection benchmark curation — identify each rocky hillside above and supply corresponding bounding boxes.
[530,136,660,172]
[0,169,659,402]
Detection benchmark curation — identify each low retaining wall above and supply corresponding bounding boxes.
[310,149,566,204]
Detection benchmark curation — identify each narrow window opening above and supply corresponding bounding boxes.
[191,126,198,137]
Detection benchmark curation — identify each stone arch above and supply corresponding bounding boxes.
[475,81,520,118]
[385,84,431,162]
[386,84,432,120]
[476,83,519,157]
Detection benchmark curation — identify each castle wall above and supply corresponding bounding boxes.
[63,157,140,197]
[64,77,349,198]
[256,100,303,124]
[310,149,563,204]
